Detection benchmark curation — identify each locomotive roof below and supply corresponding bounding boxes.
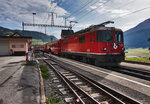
[62,21,122,39]
[70,26,122,37]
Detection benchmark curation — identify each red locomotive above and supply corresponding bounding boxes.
[44,21,125,66]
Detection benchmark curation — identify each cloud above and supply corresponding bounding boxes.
[75,23,92,29]
[82,0,150,31]
[0,0,71,28]
[1,0,150,39]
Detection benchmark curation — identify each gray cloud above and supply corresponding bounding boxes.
[0,0,68,26]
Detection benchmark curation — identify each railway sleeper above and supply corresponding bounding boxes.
[53,79,60,83]
[80,86,92,92]
[64,97,75,103]
[70,78,79,81]
[65,75,77,79]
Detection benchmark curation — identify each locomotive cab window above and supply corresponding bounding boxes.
[79,36,85,43]
[102,31,113,42]
[115,31,123,42]
[90,33,95,42]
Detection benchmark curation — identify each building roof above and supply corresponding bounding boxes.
[0,32,32,39]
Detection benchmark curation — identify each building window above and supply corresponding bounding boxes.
[20,45,24,48]
[90,33,95,43]
[12,44,24,48]
[12,45,16,48]
[79,35,85,43]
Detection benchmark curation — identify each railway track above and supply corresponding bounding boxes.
[105,66,150,81]
[44,52,150,81]
[39,53,141,104]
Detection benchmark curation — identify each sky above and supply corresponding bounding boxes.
[0,0,150,39]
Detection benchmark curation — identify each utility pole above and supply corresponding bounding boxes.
[22,22,24,35]
[44,26,46,45]
[45,26,46,35]
[51,12,54,26]
[64,17,67,27]
[48,12,57,26]
[32,13,36,25]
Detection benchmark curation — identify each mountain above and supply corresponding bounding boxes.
[124,18,150,49]
[0,26,58,43]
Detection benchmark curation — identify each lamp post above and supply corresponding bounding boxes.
[32,13,36,25]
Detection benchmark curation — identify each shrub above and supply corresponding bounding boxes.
[39,65,50,79]
[46,98,61,104]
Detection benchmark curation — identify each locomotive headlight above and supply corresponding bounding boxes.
[122,48,124,51]
[103,48,107,51]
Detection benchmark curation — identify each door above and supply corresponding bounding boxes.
[0,41,9,55]
[89,32,96,53]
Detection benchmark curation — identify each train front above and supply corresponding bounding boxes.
[95,28,125,66]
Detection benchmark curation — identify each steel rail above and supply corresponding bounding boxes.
[106,66,150,81]
[59,65,125,104]
[44,59,100,104]
[38,54,85,104]
[119,66,150,76]
[43,53,141,104]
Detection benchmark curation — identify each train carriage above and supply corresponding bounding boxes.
[44,21,125,66]
[44,40,61,55]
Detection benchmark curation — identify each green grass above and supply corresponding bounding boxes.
[46,98,61,104]
[40,65,48,73]
[39,65,50,79]
[125,57,150,63]
[125,48,150,58]
[24,62,36,66]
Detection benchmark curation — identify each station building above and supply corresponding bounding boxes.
[0,32,32,56]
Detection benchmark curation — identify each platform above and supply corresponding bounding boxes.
[0,56,40,104]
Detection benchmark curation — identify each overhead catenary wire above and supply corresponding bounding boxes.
[54,0,106,28]
[67,0,96,18]
[76,0,111,22]
[83,0,137,23]
[71,0,100,17]
[39,0,62,36]
[111,6,150,21]
[72,6,150,29]
[51,0,64,13]
[42,0,62,25]
[41,0,53,24]
[60,0,95,26]
[71,0,111,28]
[60,0,103,27]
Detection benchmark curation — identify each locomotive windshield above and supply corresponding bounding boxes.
[96,31,113,42]
[115,31,123,42]
[102,31,113,42]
